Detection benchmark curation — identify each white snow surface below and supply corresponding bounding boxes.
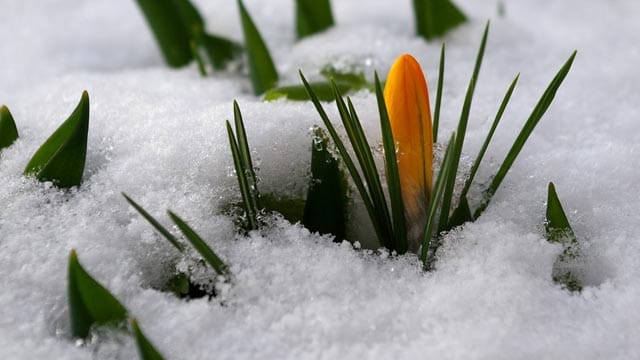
[1,0,640,359]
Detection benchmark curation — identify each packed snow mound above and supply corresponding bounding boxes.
[1,0,640,359]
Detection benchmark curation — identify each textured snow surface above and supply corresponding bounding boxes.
[1,0,640,359]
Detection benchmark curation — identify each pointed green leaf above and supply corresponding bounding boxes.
[475,51,577,218]
[302,127,347,241]
[413,0,467,40]
[0,105,19,150]
[320,66,370,90]
[296,0,334,39]
[376,73,408,254]
[68,250,127,338]
[227,110,259,230]
[131,320,165,360]
[24,91,89,188]
[233,101,260,212]
[134,0,194,67]
[421,132,456,267]
[432,43,445,143]
[168,211,229,275]
[439,23,489,232]
[238,0,279,95]
[545,182,576,243]
[122,193,185,252]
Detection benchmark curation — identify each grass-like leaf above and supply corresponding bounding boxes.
[227,102,260,230]
[432,43,445,143]
[375,73,408,253]
[0,105,19,150]
[122,193,185,252]
[168,211,229,275]
[475,51,577,218]
[296,0,334,39]
[134,0,194,67]
[68,250,127,339]
[131,319,165,360]
[303,127,347,241]
[448,73,519,227]
[413,0,467,40]
[300,71,389,247]
[438,22,489,232]
[24,91,89,188]
[238,0,279,94]
[200,34,243,70]
[421,132,456,268]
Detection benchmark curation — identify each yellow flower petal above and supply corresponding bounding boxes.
[384,54,433,238]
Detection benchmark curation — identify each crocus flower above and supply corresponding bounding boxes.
[384,54,433,250]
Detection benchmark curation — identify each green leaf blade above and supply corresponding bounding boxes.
[168,211,229,275]
[227,120,258,230]
[545,182,576,242]
[439,23,489,232]
[134,0,194,67]
[122,193,185,252]
[238,0,279,95]
[296,0,334,39]
[375,73,408,254]
[302,127,347,240]
[68,250,127,338]
[131,320,165,360]
[24,91,90,188]
[0,105,19,150]
[432,43,445,143]
[476,51,577,218]
[413,0,467,40]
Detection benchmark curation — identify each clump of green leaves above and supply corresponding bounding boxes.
[302,23,577,269]
[413,0,467,40]
[0,105,19,151]
[123,193,230,296]
[295,0,334,39]
[135,0,241,70]
[24,91,90,188]
[545,182,583,291]
[265,65,373,101]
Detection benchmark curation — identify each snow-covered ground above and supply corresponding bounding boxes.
[1,0,639,358]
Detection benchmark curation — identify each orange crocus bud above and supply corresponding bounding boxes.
[384,54,433,249]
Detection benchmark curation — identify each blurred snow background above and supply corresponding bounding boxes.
[1,0,639,358]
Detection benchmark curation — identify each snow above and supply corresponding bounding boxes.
[1,0,640,359]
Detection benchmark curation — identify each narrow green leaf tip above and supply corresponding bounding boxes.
[168,211,229,276]
[131,320,165,360]
[545,182,576,242]
[122,193,186,252]
[0,105,19,150]
[296,0,334,39]
[238,0,279,95]
[68,249,127,339]
[24,91,90,188]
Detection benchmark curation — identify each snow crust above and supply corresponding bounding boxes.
[1,0,640,358]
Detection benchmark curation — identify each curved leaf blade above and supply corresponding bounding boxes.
[24,91,90,188]
[238,0,279,95]
[131,320,165,360]
[0,105,19,150]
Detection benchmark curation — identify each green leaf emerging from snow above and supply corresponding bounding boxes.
[0,105,19,150]
[68,250,127,339]
[131,319,165,360]
[302,127,347,241]
[24,91,89,188]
